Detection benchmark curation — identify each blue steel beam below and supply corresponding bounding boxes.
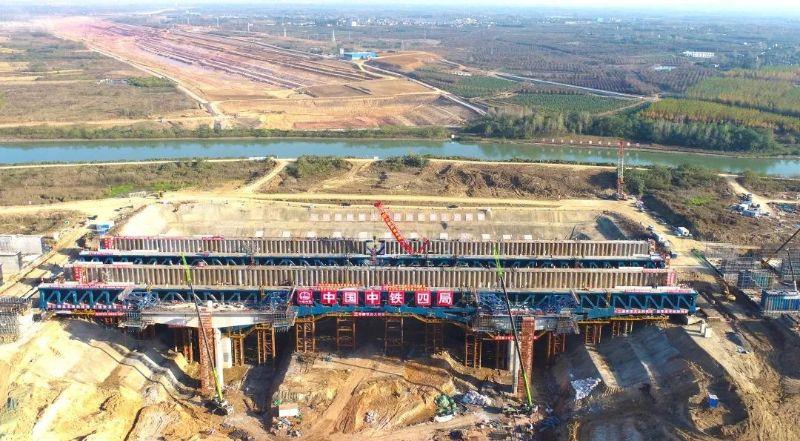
[77,251,665,269]
[38,284,696,317]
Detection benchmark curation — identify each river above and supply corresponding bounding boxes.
[1,138,799,177]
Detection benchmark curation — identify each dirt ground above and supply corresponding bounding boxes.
[118,199,621,241]
[271,350,500,440]
[260,158,617,199]
[289,159,618,199]
[644,187,795,247]
[0,210,83,235]
[0,319,227,441]
[44,17,476,130]
[371,51,444,72]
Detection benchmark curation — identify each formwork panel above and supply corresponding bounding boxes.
[70,264,671,289]
[106,237,650,257]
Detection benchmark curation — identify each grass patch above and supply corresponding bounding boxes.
[626,164,775,243]
[0,159,275,205]
[688,195,714,206]
[284,156,350,179]
[378,154,430,171]
[0,31,195,124]
[126,76,175,88]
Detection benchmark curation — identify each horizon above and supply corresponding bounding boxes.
[1,0,800,18]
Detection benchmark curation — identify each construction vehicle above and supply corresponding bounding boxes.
[373,201,430,255]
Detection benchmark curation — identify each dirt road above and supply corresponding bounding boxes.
[239,159,287,194]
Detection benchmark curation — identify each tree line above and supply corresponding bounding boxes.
[467,110,785,154]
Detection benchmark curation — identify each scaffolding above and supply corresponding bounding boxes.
[384,317,403,356]
[424,320,444,354]
[582,322,604,345]
[295,318,315,353]
[611,319,635,337]
[546,331,566,362]
[229,330,246,367]
[255,324,276,364]
[464,330,482,368]
[0,298,30,343]
[335,317,356,352]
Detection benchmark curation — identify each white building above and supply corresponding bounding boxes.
[682,51,715,59]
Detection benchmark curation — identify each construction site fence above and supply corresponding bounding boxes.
[70,264,673,289]
[102,237,651,257]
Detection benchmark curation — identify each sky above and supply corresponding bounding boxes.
[4,0,800,16]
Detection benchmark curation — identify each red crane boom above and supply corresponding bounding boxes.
[373,200,430,255]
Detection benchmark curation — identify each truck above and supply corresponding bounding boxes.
[675,227,691,238]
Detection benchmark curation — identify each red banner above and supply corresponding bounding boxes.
[389,291,404,306]
[296,289,313,305]
[415,291,432,306]
[364,289,381,306]
[437,291,453,307]
[320,290,337,305]
[341,290,358,305]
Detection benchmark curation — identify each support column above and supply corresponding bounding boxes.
[464,331,482,369]
[508,340,519,396]
[517,317,535,400]
[256,325,276,364]
[295,318,316,353]
[424,321,444,354]
[214,329,224,388]
[198,310,216,397]
[336,317,356,352]
[384,317,403,356]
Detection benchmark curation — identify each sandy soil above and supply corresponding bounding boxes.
[0,320,225,441]
[280,159,618,199]
[371,51,443,72]
[273,350,497,440]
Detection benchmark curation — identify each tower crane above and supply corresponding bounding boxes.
[616,140,627,200]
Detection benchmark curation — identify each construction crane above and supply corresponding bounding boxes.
[616,140,627,200]
[373,200,430,255]
[493,247,534,411]
[761,225,800,269]
[181,256,233,415]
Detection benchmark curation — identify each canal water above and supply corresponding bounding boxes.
[1,138,799,177]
